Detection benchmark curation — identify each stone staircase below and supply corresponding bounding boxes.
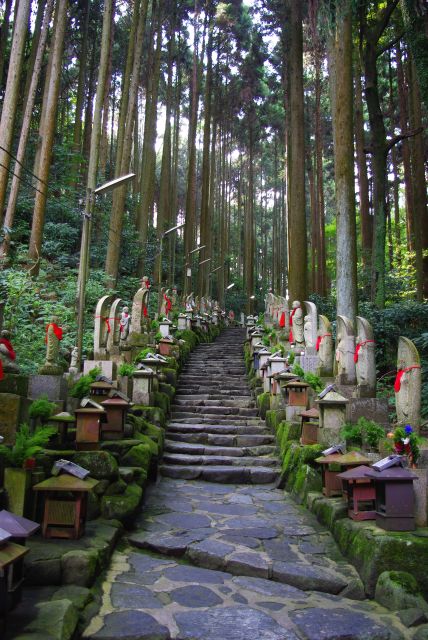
[160,327,280,484]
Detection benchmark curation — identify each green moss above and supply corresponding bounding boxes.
[153,391,170,416]
[162,367,177,387]
[132,405,166,428]
[159,382,175,400]
[388,571,419,594]
[100,483,143,521]
[73,451,118,481]
[121,443,153,470]
[266,409,286,433]
[300,443,324,464]
[257,392,270,419]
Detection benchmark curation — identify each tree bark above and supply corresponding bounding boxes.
[28,0,68,273]
[286,0,307,303]
[0,0,32,231]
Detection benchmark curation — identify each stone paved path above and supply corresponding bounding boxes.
[82,329,410,640]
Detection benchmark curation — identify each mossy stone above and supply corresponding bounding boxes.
[100,482,143,521]
[104,479,127,496]
[127,466,148,486]
[51,585,93,611]
[153,391,170,416]
[0,374,29,397]
[375,571,428,611]
[159,382,175,400]
[62,550,98,587]
[132,405,166,427]
[73,451,118,481]
[26,599,78,640]
[257,392,271,419]
[121,443,153,470]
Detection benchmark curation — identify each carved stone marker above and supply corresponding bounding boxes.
[395,336,421,431]
[106,298,123,356]
[130,278,150,343]
[316,315,333,377]
[303,301,318,355]
[289,301,304,349]
[94,295,114,360]
[335,315,356,385]
[355,316,376,398]
[38,318,64,375]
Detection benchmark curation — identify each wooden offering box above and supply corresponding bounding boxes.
[300,408,320,445]
[33,474,98,539]
[338,465,376,521]
[48,412,76,446]
[315,451,371,497]
[75,401,106,450]
[365,466,417,531]
[0,531,29,616]
[101,394,130,440]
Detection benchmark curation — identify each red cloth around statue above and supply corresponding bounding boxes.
[45,323,63,343]
[315,333,332,352]
[394,365,421,393]
[279,312,285,328]
[0,338,16,360]
[164,294,172,313]
[0,359,3,381]
[354,339,375,363]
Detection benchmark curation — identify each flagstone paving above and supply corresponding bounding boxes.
[82,329,411,639]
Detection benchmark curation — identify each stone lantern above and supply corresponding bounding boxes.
[212,311,219,326]
[132,365,156,404]
[89,378,115,400]
[250,330,263,353]
[282,380,310,422]
[255,347,270,375]
[315,451,371,497]
[177,313,187,331]
[158,335,175,357]
[185,311,193,330]
[159,317,173,338]
[365,464,417,531]
[315,388,349,447]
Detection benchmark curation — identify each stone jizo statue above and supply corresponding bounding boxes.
[355,316,376,397]
[120,306,130,341]
[0,329,19,374]
[316,315,333,377]
[395,336,421,431]
[335,315,356,385]
[289,300,304,348]
[39,316,64,375]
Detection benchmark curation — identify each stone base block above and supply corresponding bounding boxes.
[299,354,319,373]
[346,397,389,427]
[29,374,68,402]
[413,468,427,527]
[83,360,117,380]
[286,405,306,423]
[0,392,21,444]
[0,374,29,397]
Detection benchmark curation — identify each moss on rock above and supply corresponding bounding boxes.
[153,390,170,416]
[257,392,271,420]
[159,382,175,400]
[122,443,154,470]
[100,482,143,521]
[73,451,118,481]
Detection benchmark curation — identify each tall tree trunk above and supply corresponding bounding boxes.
[0,0,54,259]
[401,0,428,110]
[408,58,427,299]
[76,0,115,364]
[0,0,13,91]
[105,0,149,286]
[286,0,307,303]
[354,60,372,272]
[331,0,358,322]
[28,0,68,274]
[396,42,414,250]
[0,0,31,231]
[71,0,90,187]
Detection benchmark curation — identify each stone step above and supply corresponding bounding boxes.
[174,394,253,402]
[163,440,277,457]
[173,398,255,408]
[176,387,251,396]
[170,415,262,425]
[166,432,276,447]
[162,453,278,468]
[167,423,270,435]
[159,464,280,484]
[170,405,259,417]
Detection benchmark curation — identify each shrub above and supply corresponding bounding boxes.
[118,363,135,377]
[70,366,101,398]
[0,423,56,467]
[28,395,57,421]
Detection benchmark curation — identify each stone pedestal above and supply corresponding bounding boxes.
[83,360,117,380]
[346,397,389,428]
[0,394,22,444]
[132,371,155,405]
[413,468,427,527]
[300,354,319,374]
[286,405,306,423]
[28,374,68,402]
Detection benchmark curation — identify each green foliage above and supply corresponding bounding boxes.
[134,348,155,362]
[70,366,101,399]
[341,417,385,450]
[28,395,57,421]
[118,363,135,377]
[292,363,304,377]
[151,320,159,331]
[262,336,270,347]
[155,331,163,342]
[0,423,56,468]
[303,372,323,394]
[287,351,295,365]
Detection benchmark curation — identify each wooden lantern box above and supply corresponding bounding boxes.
[101,393,131,440]
[315,451,371,497]
[75,400,106,451]
[158,337,174,357]
[0,533,29,617]
[365,466,417,531]
[89,379,115,400]
[337,465,376,521]
[48,412,76,446]
[33,474,98,539]
[300,408,320,445]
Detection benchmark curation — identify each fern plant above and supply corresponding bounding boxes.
[69,366,101,399]
[0,423,56,468]
[29,395,57,422]
[118,363,135,377]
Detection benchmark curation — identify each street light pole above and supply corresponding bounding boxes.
[158,222,185,310]
[76,173,135,370]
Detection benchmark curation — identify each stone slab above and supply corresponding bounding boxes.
[346,397,389,426]
[83,360,117,380]
[28,374,68,402]
[0,392,21,444]
[289,607,394,640]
